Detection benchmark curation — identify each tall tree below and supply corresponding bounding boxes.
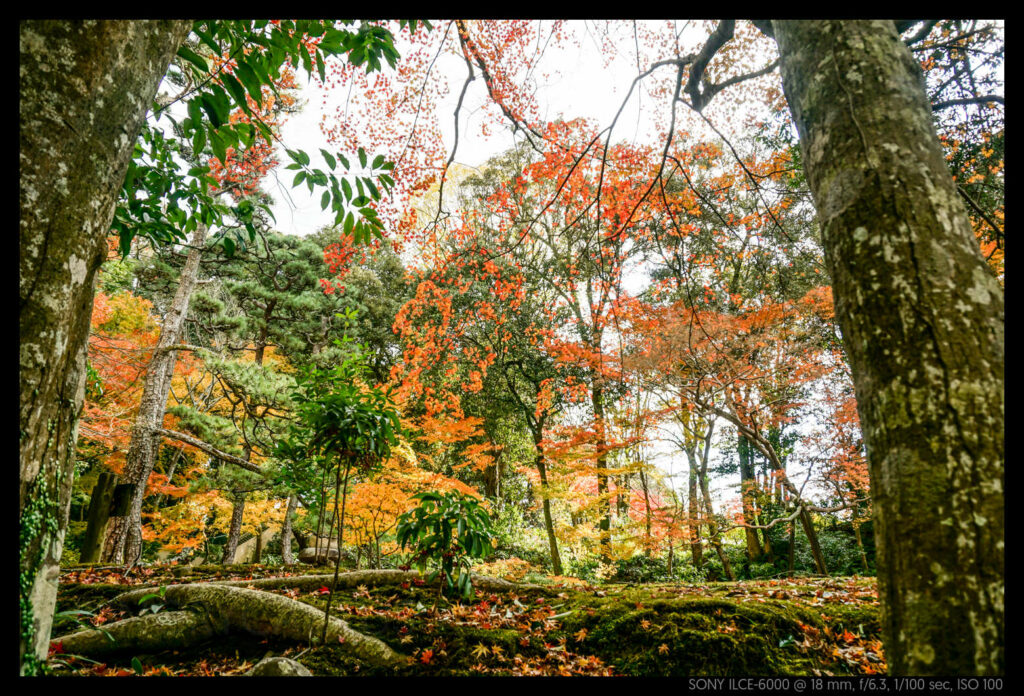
[768,19,1004,675]
[19,20,190,673]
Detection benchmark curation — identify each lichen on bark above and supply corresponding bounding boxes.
[19,20,191,673]
[772,19,1003,675]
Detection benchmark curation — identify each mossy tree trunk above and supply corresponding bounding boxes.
[19,19,190,674]
[773,19,1004,675]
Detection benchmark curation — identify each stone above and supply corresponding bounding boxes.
[297,546,339,565]
[246,656,312,676]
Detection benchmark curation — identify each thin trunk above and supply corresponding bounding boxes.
[687,446,734,581]
[221,490,245,565]
[853,518,871,575]
[80,472,119,564]
[533,432,563,576]
[323,460,352,643]
[738,434,765,561]
[688,464,703,567]
[281,495,298,565]
[715,410,828,575]
[591,381,611,562]
[787,523,796,578]
[19,20,189,671]
[102,223,208,564]
[638,469,653,556]
[774,19,1003,674]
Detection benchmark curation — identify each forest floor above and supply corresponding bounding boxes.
[49,563,883,677]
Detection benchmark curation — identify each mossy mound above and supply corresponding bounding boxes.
[554,596,823,676]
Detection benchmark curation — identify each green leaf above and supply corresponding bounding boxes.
[208,128,227,164]
[372,154,386,169]
[315,51,327,83]
[220,73,251,115]
[321,149,337,170]
[199,93,223,129]
[293,171,306,187]
[321,190,331,210]
[176,45,209,74]
[192,126,207,155]
[358,147,368,168]
[194,27,221,54]
[233,61,265,107]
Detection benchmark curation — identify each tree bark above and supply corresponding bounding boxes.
[738,434,765,561]
[19,19,190,673]
[102,223,208,563]
[687,464,703,568]
[222,490,246,565]
[80,471,119,564]
[281,494,298,565]
[591,380,612,562]
[686,446,734,581]
[533,433,564,576]
[773,19,1004,675]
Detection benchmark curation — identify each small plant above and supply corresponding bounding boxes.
[136,585,167,616]
[397,490,495,601]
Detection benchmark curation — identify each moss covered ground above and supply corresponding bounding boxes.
[49,563,884,676]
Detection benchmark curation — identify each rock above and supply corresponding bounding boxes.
[246,656,312,676]
[297,546,339,565]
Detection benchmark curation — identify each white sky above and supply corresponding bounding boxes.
[258,21,813,503]
[266,21,714,238]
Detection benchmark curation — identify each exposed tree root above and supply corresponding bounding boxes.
[53,610,217,656]
[202,569,549,594]
[53,584,406,668]
[113,569,548,595]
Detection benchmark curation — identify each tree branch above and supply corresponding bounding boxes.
[931,94,1004,111]
[153,427,264,474]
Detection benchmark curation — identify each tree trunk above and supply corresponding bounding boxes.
[853,521,871,575]
[533,434,563,576]
[738,434,765,561]
[774,19,1003,675]
[80,471,119,564]
[591,381,612,562]
[222,490,246,564]
[687,464,703,567]
[281,495,298,565]
[102,223,208,563]
[687,447,734,581]
[19,19,189,673]
[638,468,653,556]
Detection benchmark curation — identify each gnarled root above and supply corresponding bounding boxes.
[53,584,406,668]
[203,569,548,593]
